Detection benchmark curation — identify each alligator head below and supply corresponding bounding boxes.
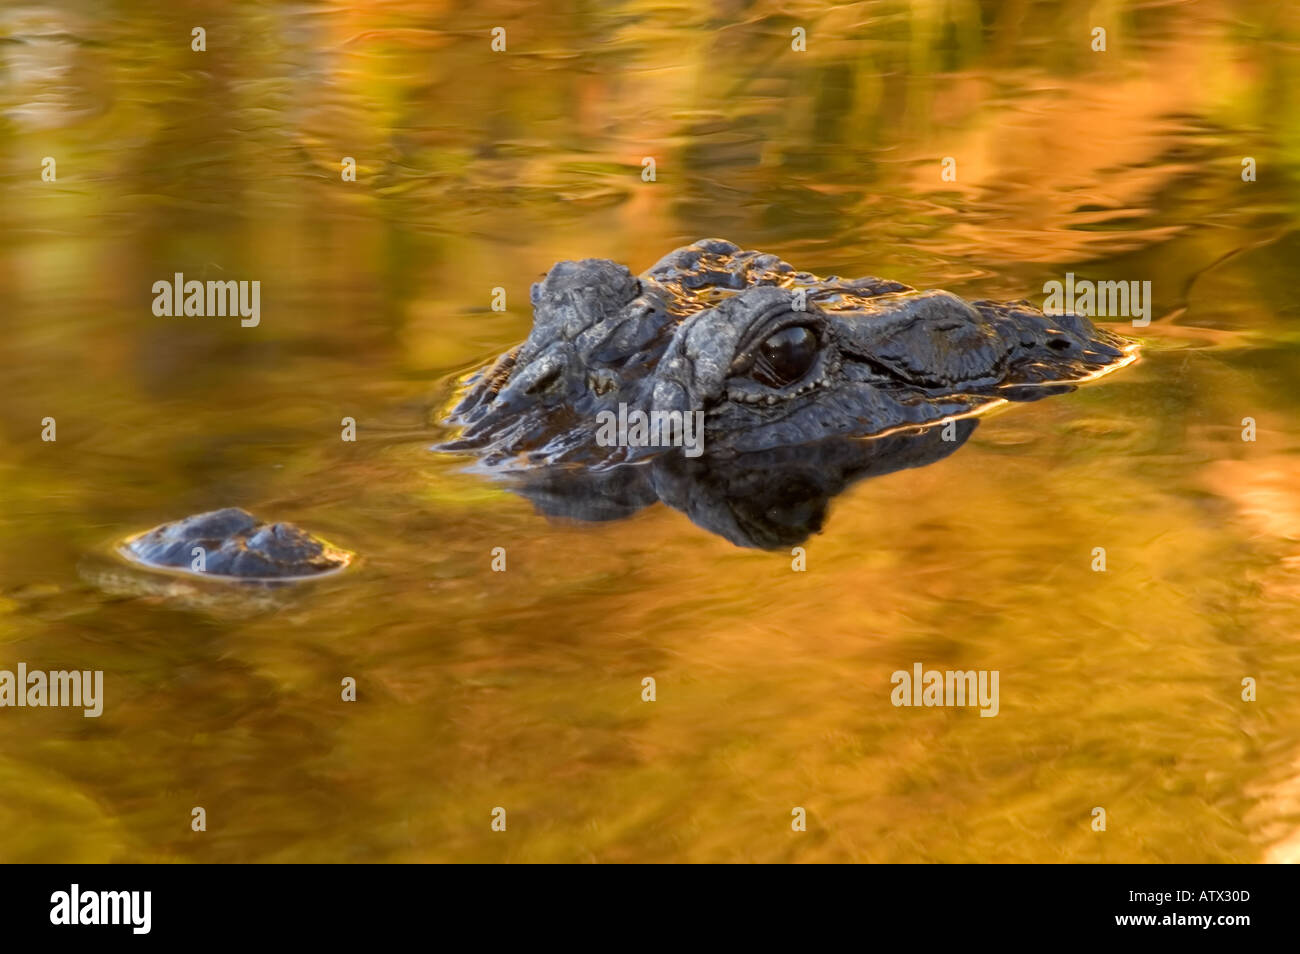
[439,238,1135,467]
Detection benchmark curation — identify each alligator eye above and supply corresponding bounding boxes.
[752,326,818,388]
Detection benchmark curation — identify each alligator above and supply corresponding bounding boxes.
[440,238,1135,465]
[117,508,351,581]
[115,239,1136,569]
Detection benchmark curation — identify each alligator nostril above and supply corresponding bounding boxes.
[525,364,563,394]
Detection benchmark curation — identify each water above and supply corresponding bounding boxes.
[2,0,1299,862]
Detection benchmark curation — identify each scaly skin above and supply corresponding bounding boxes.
[119,508,351,581]
[440,238,1135,466]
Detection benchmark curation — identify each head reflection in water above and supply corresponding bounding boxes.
[499,419,979,550]
[437,239,1134,548]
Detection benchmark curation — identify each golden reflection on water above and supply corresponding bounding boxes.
[2,0,1300,862]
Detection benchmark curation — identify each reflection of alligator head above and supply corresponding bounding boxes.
[439,238,1135,465]
[507,419,979,549]
[436,238,1135,546]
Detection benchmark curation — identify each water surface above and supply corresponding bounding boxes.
[2,0,1300,862]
